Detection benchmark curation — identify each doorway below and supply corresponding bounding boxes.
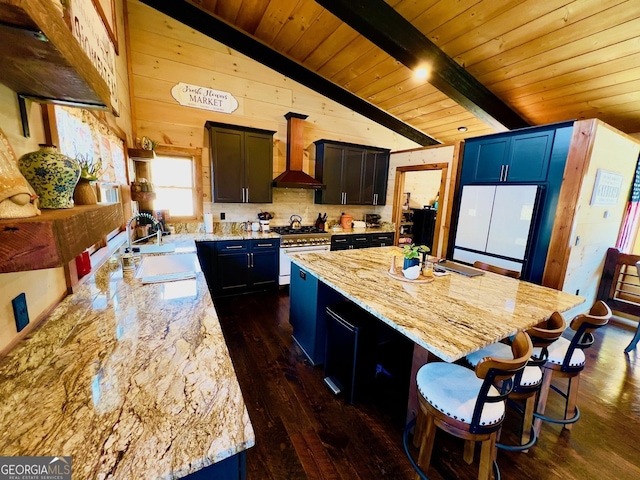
[392,164,448,257]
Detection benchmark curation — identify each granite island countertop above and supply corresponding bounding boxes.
[0,235,254,479]
[289,246,585,362]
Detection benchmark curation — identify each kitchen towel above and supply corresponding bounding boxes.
[204,212,214,233]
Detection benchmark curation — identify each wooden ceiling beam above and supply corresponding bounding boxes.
[315,0,530,131]
[139,0,439,146]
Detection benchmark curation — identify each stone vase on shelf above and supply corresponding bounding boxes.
[73,177,98,205]
[18,144,80,209]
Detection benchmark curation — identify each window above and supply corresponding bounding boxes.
[149,147,203,221]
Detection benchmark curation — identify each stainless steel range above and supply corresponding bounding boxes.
[272,226,331,285]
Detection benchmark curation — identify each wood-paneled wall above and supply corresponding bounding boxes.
[126,0,420,222]
[0,0,133,354]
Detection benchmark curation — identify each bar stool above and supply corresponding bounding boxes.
[533,300,612,435]
[408,331,532,480]
[466,312,566,450]
[473,261,521,279]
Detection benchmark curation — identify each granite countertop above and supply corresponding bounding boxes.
[289,247,585,362]
[328,224,396,235]
[0,235,254,479]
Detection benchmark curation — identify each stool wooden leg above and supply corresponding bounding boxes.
[521,394,536,450]
[564,375,580,431]
[413,409,425,448]
[534,367,554,436]
[416,412,436,480]
[463,440,475,464]
[478,433,496,480]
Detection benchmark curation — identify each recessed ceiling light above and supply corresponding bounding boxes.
[458,126,468,132]
[415,67,429,80]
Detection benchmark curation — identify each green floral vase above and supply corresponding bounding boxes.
[18,144,80,209]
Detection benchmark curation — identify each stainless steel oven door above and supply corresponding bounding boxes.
[279,245,330,285]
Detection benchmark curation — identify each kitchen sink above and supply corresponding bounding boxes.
[135,252,199,283]
[135,243,176,254]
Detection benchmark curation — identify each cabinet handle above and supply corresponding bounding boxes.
[499,165,504,182]
[344,192,347,204]
[504,164,509,181]
[374,193,378,205]
[335,239,347,243]
[257,243,272,247]
[245,187,249,203]
[241,188,245,202]
[226,245,244,249]
[247,253,250,267]
[250,253,254,268]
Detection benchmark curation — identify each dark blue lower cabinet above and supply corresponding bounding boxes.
[196,240,279,297]
[184,451,246,479]
[289,263,342,365]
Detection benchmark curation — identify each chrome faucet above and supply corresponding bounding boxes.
[126,212,162,250]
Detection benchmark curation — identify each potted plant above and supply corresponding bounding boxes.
[74,154,103,205]
[402,243,430,270]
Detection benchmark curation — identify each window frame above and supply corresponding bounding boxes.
[150,146,203,223]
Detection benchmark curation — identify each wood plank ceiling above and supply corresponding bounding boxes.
[178,0,640,145]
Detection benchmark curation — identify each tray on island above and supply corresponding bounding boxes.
[387,269,435,283]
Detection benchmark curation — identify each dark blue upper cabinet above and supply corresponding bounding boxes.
[507,131,552,182]
[464,127,558,184]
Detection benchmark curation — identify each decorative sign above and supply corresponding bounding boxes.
[590,169,624,206]
[68,0,119,114]
[171,83,238,114]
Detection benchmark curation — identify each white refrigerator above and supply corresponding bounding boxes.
[452,184,539,274]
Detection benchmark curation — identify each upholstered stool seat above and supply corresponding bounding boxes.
[417,362,505,426]
[544,337,585,367]
[407,332,533,480]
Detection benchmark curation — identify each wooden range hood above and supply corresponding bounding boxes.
[272,112,325,189]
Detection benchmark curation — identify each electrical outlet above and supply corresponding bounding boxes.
[220,212,225,220]
[12,293,29,332]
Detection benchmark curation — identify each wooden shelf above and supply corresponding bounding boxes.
[131,190,156,202]
[0,203,123,273]
[128,148,156,161]
[0,0,112,111]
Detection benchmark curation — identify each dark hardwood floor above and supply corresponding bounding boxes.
[214,290,640,480]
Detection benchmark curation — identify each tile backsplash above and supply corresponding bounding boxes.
[203,188,386,227]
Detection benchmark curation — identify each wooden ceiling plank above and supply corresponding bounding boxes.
[213,0,241,24]
[477,16,640,87]
[287,10,343,61]
[468,0,635,78]
[450,0,624,70]
[140,0,438,145]
[270,1,324,54]
[489,38,640,97]
[440,0,585,65]
[422,0,527,48]
[252,0,299,45]
[315,0,528,130]
[409,0,483,38]
[376,83,443,110]
[343,57,404,94]
[355,67,414,100]
[385,89,452,116]
[234,0,271,35]
[330,45,390,86]
[396,106,475,125]
[511,66,640,109]
[389,0,439,22]
[303,23,359,71]
[316,35,380,79]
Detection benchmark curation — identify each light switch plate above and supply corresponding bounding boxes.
[12,293,29,332]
